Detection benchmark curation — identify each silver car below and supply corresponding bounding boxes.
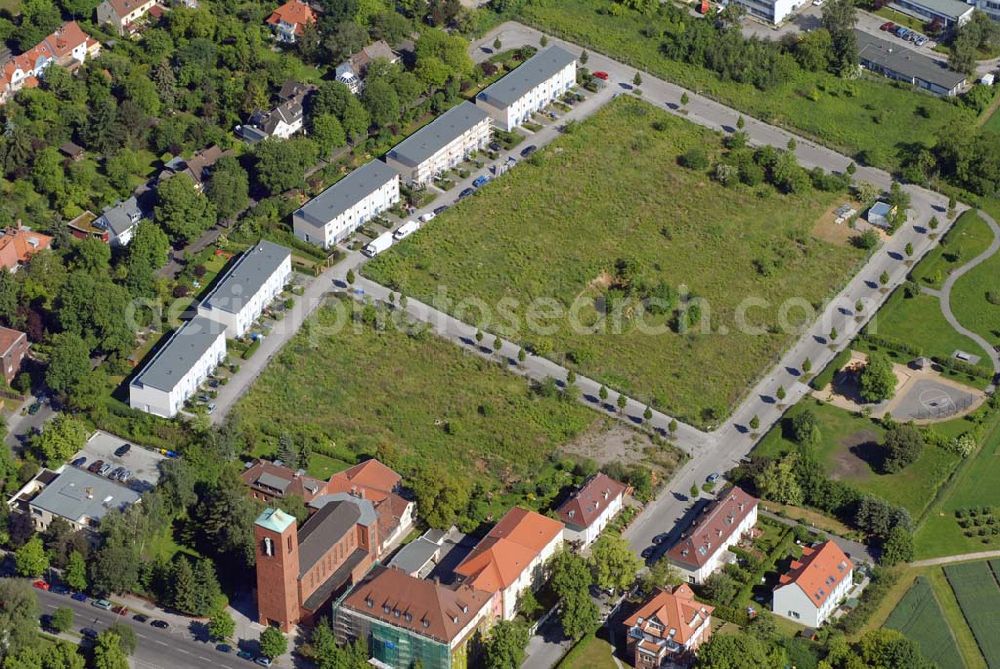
[98,463,113,476]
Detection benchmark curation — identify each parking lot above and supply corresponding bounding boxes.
[71,430,167,492]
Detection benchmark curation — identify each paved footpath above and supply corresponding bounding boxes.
[910,549,1000,568]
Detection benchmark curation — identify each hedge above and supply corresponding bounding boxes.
[810,348,853,390]
[242,338,262,359]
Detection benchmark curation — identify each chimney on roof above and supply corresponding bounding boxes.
[295,469,305,478]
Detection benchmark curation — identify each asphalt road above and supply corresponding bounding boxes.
[34,588,251,669]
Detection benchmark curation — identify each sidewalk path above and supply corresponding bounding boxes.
[910,549,1000,568]
[937,209,1000,379]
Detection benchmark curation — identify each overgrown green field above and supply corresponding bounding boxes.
[944,561,1000,668]
[233,299,678,520]
[911,210,995,290]
[366,98,861,427]
[884,576,964,669]
[517,0,974,171]
[983,107,1000,135]
[754,400,961,518]
[950,229,1000,354]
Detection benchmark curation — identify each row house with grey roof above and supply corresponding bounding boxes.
[475,46,577,132]
[385,102,492,187]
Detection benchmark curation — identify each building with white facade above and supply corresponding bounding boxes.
[773,540,854,627]
[385,102,492,187]
[8,465,141,533]
[129,316,226,418]
[728,0,800,25]
[666,487,758,584]
[976,0,1000,22]
[197,240,291,338]
[555,472,627,549]
[293,160,400,248]
[891,0,974,27]
[454,507,563,621]
[96,0,157,35]
[0,21,101,104]
[476,46,577,131]
[95,196,144,247]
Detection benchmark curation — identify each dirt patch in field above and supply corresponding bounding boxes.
[588,271,613,290]
[829,429,881,480]
[562,419,682,478]
[812,200,864,247]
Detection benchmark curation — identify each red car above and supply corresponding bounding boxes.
[32,580,49,591]
[593,71,609,80]
[880,21,895,31]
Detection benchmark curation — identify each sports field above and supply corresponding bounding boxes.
[365,97,862,427]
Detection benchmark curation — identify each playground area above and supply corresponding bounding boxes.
[813,351,985,423]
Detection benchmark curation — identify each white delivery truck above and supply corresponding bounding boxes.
[393,220,420,241]
[362,231,394,257]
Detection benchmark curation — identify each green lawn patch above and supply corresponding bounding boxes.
[754,400,961,518]
[884,576,963,669]
[943,561,1000,668]
[910,210,995,290]
[517,0,974,171]
[950,235,1000,355]
[984,107,1000,135]
[233,299,673,521]
[365,97,860,427]
[556,629,617,669]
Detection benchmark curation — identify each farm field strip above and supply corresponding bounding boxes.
[944,561,1000,668]
[884,576,964,669]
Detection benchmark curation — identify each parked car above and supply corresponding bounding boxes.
[419,211,436,223]
[81,628,99,640]
[392,220,420,241]
[520,145,538,158]
[32,580,49,591]
[641,547,655,559]
[237,650,255,660]
[27,401,41,415]
[98,463,112,476]
[915,36,927,46]
[472,175,489,188]
[207,403,216,415]
[151,620,169,629]
[112,605,128,615]
[880,21,895,30]
[51,584,69,595]
[488,141,501,152]
[433,205,449,216]
[71,592,87,602]
[109,467,123,479]
[114,443,131,457]
[92,599,113,610]
[458,187,475,199]
[71,457,87,468]
[117,470,131,483]
[593,71,609,80]
[132,614,149,623]
[216,644,233,654]
[87,460,104,474]
[895,26,909,37]
[652,533,668,544]
[256,658,273,667]
[706,472,721,483]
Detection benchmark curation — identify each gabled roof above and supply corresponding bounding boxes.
[0,326,26,354]
[666,487,757,569]
[96,196,144,237]
[266,0,316,34]
[241,459,326,503]
[624,584,714,647]
[454,507,563,593]
[349,40,397,73]
[556,472,627,531]
[294,160,398,229]
[341,566,491,645]
[297,497,368,577]
[327,459,401,503]
[856,30,967,92]
[101,0,154,20]
[477,45,576,109]
[776,540,853,607]
[0,225,52,270]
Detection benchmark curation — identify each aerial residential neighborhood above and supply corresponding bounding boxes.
[0,0,998,666]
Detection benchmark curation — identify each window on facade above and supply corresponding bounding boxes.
[287,535,292,553]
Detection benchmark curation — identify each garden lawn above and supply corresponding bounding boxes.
[556,631,617,669]
[234,300,638,514]
[944,561,1000,668]
[365,98,861,427]
[910,210,995,290]
[517,0,974,171]
[754,400,961,517]
[884,576,963,669]
[915,412,1000,558]
[866,292,991,372]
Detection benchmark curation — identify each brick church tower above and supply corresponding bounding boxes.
[255,508,300,632]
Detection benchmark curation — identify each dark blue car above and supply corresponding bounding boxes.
[71,592,87,602]
[472,175,489,188]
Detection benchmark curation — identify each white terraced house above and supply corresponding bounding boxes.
[293,160,400,248]
[476,46,577,132]
[196,240,292,338]
[385,102,492,187]
[129,316,226,418]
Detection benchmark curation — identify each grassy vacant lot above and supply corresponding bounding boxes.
[911,210,994,290]
[234,299,678,519]
[517,0,974,171]
[754,400,961,517]
[366,98,860,426]
[884,576,964,669]
[915,412,1000,558]
[866,292,991,372]
[944,561,1000,668]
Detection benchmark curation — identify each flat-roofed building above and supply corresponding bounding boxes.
[196,240,291,338]
[292,160,400,249]
[729,0,800,24]
[8,465,141,533]
[890,0,974,27]
[129,316,227,418]
[476,46,577,131]
[857,30,967,96]
[666,487,758,584]
[385,102,491,187]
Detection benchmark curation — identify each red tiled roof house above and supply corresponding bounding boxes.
[96,0,158,35]
[555,472,627,549]
[0,327,28,384]
[454,507,563,621]
[0,224,52,271]
[266,0,316,44]
[772,540,853,627]
[624,584,714,667]
[666,487,758,584]
[0,22,99,104]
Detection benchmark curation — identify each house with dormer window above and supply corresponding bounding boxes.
[665,487,758,584]
[624,584,714,667]
[772,540,854,627]
[555,472,627,549]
